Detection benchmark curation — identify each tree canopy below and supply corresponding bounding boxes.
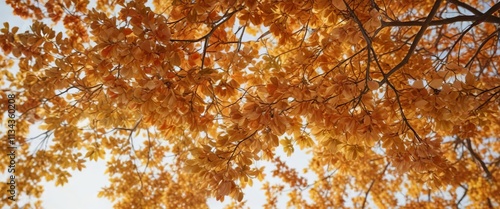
[1,0,500,208]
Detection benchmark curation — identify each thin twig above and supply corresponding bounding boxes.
[379,0,443,86]
[361,163,390,209]
[456,185,468,208]
[464,138,494,181]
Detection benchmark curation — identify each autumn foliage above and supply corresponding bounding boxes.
[1,0,500,208]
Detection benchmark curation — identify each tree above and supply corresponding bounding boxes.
[1,0,500,208]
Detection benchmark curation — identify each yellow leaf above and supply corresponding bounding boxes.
[280,137,294,156]
[12,26,19,34]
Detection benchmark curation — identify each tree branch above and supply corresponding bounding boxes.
[226,130,258,170]
[464,138,494,181]
[379,0,443,86]
[361,163,390,209]
[382,15,500,27]
[448,0,485,16]
[456,184,468,208]
[362,179,376,209]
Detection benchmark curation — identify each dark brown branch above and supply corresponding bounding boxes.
[387,81,422,142]
[170,7,243,43]
[382,15,500,27]
[448,0,484,16]
[487,197,494,208]
[226,130,258,170]
[344,0,375,108]
[362,180,376,209]
[361,163,390,209]
[437,1,500,62]
[200,8,243,70]
[474,2,500,26]
[370,0,381,11]
[310,47,367,80]
[456,185,468,208]
[379,0,443,86]
[465,28,500,68]
[464,138,494,181]
[344,0,373,46]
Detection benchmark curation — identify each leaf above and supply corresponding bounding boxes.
[84,149,96,161]
[465,72,475,86]
[101,45,114,57]
[415,100,428,109]
[367,80,379,90]
[145,80,158,90]
[428,79,444,89]
[297,135,314,149]
[445,63,460,70]
[345,145,358,160]
[413,80,425,89]
[171,51,182,66]
[332,0,347,10]
[280,137,294,156]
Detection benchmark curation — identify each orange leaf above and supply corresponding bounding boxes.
[428,79,443,89]
[367,80,379,90]
[413,80,425,89]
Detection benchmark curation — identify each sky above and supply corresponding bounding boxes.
[0,1,315,208]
